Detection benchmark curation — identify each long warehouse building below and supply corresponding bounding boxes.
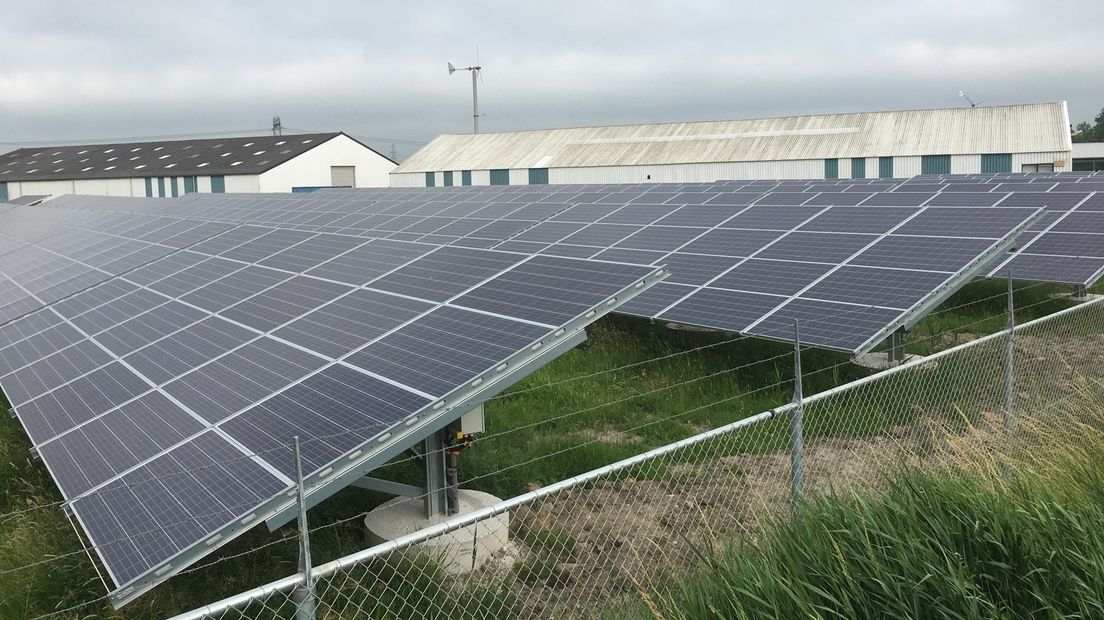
[0,132,396,202]
[391,102,1072,187]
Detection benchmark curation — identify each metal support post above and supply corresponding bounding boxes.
[888,328,906,363]
[423,431,448,518]
[291,437,316,620]
[1001,274,1015,478]
[1073,284,1088,299]
[789,320,805,504]
[445,421,461,516]
[471,69,480,134]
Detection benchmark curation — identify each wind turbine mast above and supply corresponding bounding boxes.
[448,61,482,134]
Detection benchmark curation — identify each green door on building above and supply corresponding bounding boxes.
[980,154,1012,174]
[921,155,952,175]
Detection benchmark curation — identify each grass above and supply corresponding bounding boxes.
[615,382,1104,619]
[0,277,1094,617]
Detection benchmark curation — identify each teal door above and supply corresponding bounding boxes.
[850,158,866,179]
[878,156,894,178]
[443,171,454,186]
[489,169,509,185]
[921,155,951,175]
[211,176,225,193]
[824,159,839,179]
[980,154,1012,174]
[528,168,549,185]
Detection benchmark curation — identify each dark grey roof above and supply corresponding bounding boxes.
[0,132,367,182]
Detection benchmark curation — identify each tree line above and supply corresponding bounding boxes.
[1073,108,1104,143]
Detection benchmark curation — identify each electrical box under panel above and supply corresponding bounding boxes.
[460,404,485,435]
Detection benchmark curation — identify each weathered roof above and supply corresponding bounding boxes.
[0,132,357,182]
[394,102,1071,173]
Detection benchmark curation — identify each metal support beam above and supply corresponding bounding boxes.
[291,438,316,620]
[350,477,424,498]
[1073,284,1089,299]
[789,320,805,505]
[423,431,448,518]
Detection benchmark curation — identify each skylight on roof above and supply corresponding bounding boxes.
[221,152,231,157]
[81,166,93,171]
[197,162,209,167]
[54,168,63,172]
[107,157,117,161]
[158,155,171,159]
[26,168,37,173]
[165,163,177,168]
[52,159,63,164]
[77,150,88,155]
[104,165,116,170]
[51,151,61,156]
[301,139,313,143]
[230,161,242,166]
[103,148,114,153]
[253,150,265,155]
[154,146,163,151]
[79,158,89,163]
[129,156,140,161]
[131,147,141,152]
[243,142,253,147]
[275,141,286,145]
[135,164,146,169]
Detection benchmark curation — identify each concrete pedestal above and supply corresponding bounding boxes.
[853,351,924,370]
[364,489,509,575]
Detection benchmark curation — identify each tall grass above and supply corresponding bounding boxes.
[622,379,1104,619]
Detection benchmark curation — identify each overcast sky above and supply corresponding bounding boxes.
[1,1,1101,160]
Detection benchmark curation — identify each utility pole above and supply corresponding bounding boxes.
[272,115,283,136]
[389,144,399,162]
[448,62,482,134]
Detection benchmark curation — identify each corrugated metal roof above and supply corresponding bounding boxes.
[0,132,358,182]
[394,102,1071,173]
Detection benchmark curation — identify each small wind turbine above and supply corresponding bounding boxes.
[448,60,483,134]
[959,91,981,108]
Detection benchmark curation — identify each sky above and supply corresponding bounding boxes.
[1,0,1102,161]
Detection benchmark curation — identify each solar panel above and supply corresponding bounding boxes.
[0,203,665,606]
[49,181,1050,353]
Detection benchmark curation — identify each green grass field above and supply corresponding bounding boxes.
[615,390,1104,619]
[0,278,1093,618]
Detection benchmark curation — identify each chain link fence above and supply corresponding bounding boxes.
[171,294,1104,620]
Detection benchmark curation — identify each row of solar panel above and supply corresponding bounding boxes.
[45,182,1053,350]
[0,203,659,597]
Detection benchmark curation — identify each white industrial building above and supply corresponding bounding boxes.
[1072,142,1104,172]
[391,102,1072,187]
[0,132,396,202]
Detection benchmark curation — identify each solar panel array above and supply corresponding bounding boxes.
[49,178,1049,353]
[0,203,663,606]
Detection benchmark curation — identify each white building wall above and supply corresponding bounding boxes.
[949,155,975,175]
[894,156,922,178]
[257,134,395,192]
[389,150,1074,187]
[224,175,261,193]
[508,169,528,185]
[1011,151,1070,172]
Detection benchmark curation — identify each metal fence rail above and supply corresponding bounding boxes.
[171,293,1104,620]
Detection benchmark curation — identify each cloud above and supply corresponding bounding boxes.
[1,0,1101,159]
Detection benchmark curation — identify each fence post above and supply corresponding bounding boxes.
[291,437,317,620]
[1001,274,1015,478]
[790,320,805,504]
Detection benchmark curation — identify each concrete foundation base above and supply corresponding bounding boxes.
[364,489,510,575]
[853,351,926,370]
[1049,292,1102,303]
